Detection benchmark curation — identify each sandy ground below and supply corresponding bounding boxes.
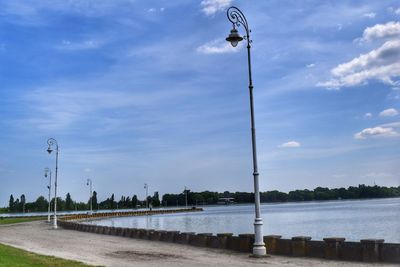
[0,221,396,267]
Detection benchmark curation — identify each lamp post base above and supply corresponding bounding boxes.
[253,245,267,256]
[253,217,266,256]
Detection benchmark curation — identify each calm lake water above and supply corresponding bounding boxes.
[86,198,400,243]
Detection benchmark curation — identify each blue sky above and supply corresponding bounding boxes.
[0,0,399,206]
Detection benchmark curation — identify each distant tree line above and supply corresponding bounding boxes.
[161,185,400,206]
[5,191,161,213]
[3,184,399,213]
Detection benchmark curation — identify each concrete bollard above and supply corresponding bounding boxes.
[123,228,132,238]
[361,239,384,262]
[216,233,233,250]
[149,230,165,241]
[227,235,241,251]
[190,233,213,247]
[110,227,117,235]
[140,229,154,240]
[291,236,312,257]
[238,234,254,253]
[97,226,105,234]
[264,235,282,254]
[161,231,180,242]
[102,226,109,235]
[176,232,196,245]
[115,227,124,236]
[323,237,345,260]
[132,228,143,239]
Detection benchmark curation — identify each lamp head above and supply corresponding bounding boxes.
[47,146,53,154]
[226,27,243,47]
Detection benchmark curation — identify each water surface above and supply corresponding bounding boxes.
[86,198,400,242]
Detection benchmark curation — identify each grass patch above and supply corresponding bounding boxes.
[0,243,96,267]
[0,217,47,225]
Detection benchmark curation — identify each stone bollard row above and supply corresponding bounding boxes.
[61,207,203,221]
[57,220,399,263]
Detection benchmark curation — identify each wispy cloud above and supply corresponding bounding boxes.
[363,12,376,19]
[200,0,232,16]
[379,108,399,117]
[364,112,373,118]
[56,39,103,51]
[354,126,399,139]
[388,7,400,15]
[196,39,239,54]
[279,141,301,148]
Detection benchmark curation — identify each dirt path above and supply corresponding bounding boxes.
[0,221,394,267]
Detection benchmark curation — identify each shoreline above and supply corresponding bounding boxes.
[2,196,399,217]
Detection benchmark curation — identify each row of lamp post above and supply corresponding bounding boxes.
[41,5,266,257]
[44,138,95,228]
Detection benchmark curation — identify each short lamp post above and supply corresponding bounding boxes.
[144,183,148,209]
[225,6,266,256]
[184,186,188,209]
[44,167,52,223]
[87,178,93,214]
[46,138,59,229]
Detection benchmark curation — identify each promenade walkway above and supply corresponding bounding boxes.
[0,221,395,267]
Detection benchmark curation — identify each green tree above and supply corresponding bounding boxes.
[152,192,161,207]
[132,195,138,208]
[34,196,48,211]
[65,193,73,210]
[92,191,98,210]
[9,195,14,212]
[110,193,115,209]
[20,194,26,213]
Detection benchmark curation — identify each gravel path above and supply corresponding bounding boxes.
[0,221,395,267]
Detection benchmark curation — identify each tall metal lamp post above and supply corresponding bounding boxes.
[225,6,266,256]
[46,138,59,229]
[44,167,52,223]
[87,178,93,214]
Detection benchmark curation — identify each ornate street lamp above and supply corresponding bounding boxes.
[44,167,52,223]
[226,6,266,256]
[87,178,93,214]
[46,138,59,229]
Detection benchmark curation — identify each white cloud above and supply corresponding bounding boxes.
[354,126,398,139]
[196,39,239,54]
[379,108,399,117]
[379,121,400,128]
[317,40,400,89]
[200,0,232,16]
[363,12,376,19]
[364,112,372,118]
[279,141,301,148]
[147,8,156,13]
[306,63,315,68]
[361,21,400,42]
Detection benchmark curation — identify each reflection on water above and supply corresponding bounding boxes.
[86,198,400,242]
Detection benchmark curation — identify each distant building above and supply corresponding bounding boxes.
[217,197,235,205]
